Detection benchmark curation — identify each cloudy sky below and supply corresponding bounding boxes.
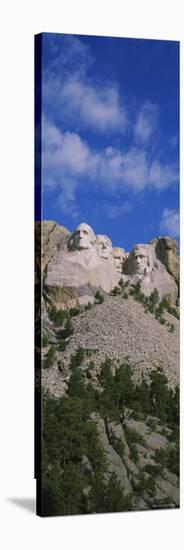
[39,33,179,251]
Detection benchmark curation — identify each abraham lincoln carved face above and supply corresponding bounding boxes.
[131,245,150,275]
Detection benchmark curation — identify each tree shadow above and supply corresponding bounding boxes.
[8,497,36,514]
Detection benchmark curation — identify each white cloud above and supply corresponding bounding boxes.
[100,147,149,191]
[134,101,159,144]
[160,208,179,238]
[149,161,178,190]
[42,116,99,185]
[100,147,178,192]
[43,35,127,134]
[42,117,178,199]
[44,75,127,133]
[42,37,179,223]
[60,77,127,132]
[45,35,92,80]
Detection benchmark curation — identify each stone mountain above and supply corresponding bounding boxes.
[35,220,179,309]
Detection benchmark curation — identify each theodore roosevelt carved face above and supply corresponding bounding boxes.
[96,235,112,260]
[113,248,126,273]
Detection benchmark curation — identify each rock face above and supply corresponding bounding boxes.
[102,417,179,509]
[37,220,179,307]
[91,413,132,495]
[46,248,115,302]
[149,237,179,284]
[35,220,70,279]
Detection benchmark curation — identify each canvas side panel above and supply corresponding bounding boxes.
[34,33,43,516]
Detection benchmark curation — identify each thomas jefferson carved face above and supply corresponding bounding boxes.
[132,246,149,275]
[69,223,96,251]
[96,235,112,260]
[113,248,126,273]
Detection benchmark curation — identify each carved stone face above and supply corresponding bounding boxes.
[113,248,126,273]
[132,246,149,275]
[70,223,96,250]
[96,235,112,260]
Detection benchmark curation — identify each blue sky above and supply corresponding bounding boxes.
[40,33,179,251]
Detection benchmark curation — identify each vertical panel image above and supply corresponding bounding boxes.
[35,33,180,516]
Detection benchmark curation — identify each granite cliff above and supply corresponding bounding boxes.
[35,220,179,309]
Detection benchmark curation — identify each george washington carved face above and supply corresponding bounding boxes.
[68,223,96,251]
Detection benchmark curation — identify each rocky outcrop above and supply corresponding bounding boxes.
[149,237,179,284]
[108,416,179,508]
[108,421,139,476]
[35,220,70,278]
[91,413,132,495]
[87,414,179,509]
[43,285,81,311]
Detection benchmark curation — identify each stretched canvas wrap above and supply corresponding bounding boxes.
[35,33,180,517]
